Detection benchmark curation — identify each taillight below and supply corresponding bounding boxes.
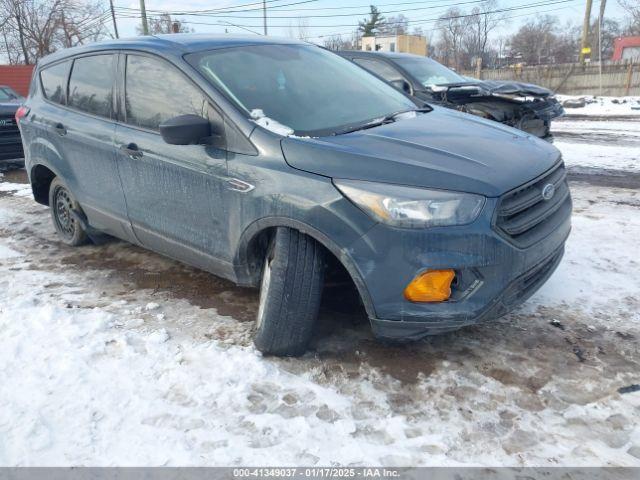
[15,106,30,123]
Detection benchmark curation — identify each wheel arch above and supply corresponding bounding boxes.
[234,217,376,319]
[30,163,59,206]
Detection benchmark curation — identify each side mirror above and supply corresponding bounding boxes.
[159,114,212,145]
[390,79,412,94]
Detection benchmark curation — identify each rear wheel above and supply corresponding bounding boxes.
[254,227,325,356]
[49,178,88,246]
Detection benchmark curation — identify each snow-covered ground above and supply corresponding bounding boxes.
[553,118,640,173]
[557,95,640,117]
[1,117,639,467]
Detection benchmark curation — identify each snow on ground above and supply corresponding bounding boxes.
[1,118,640,467]
[524,185,640,326]
[557,95,640,117]
[555,141,640,173]
[552,118,640,173]
[0,173,32,197]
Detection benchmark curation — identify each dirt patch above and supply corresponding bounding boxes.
[568,169,640,190]
[58,241,260,322]
[0,167,28,184]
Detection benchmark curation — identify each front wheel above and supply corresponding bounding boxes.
[49,178,88,246]
[254,227,325,356]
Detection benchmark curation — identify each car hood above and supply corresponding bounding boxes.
[281,107,561,197]
[427,80,553,97]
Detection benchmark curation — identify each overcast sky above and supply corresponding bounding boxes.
[112,0,626,45]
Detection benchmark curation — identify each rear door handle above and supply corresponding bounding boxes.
[54,122,66,136]
[119,143,143,159]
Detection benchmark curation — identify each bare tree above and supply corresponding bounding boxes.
[136,13,194,35]
[0,0,108,64]
[286,17,310,41]
[435,7,468,70]
[507,15,579,65]
[462,0,503,66]
[589,17,621,59]
[323,34,353,51]
[618,0,640,35]
[381,14,409,35]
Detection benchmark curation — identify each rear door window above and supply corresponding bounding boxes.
[353,58,403,82]
[124,54,206,131]
[40,61,69,104]
[68,54,115,118]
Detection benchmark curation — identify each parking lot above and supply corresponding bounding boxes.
[1,116,639,466]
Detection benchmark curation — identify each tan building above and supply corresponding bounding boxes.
[360,35,428,56]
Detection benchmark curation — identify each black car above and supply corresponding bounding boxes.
[338,51,564,140]
[0,85,25,166]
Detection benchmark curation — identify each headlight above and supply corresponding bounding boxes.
[334,180,485,228]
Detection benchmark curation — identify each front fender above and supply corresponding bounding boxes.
[233,215,377,319]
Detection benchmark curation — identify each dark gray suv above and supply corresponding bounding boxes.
[17,35,571,356]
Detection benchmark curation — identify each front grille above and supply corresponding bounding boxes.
[0,113,24,161]
[495,162,571,248]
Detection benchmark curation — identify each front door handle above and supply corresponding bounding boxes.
[54,122,67,136]
[120,143,143,159]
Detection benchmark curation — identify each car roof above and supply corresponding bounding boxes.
[38,34,307,67]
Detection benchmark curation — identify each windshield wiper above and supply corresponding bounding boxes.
[333,107,432,136]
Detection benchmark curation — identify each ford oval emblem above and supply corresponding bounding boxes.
[542,183,555,201]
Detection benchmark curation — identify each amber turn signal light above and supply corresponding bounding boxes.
[404,269,455,303]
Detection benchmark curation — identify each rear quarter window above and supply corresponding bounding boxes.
[68,55,115,118]
[40,61,69,104]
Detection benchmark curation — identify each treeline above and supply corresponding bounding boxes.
[323,0,640,68]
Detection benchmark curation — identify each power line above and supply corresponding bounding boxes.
[73,11,115,33]
[113,0,317,15]
[115,0,484,15]
[117,0,581,28]
[115,0,499,19]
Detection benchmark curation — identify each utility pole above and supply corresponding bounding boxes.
[262,0,267,35]
[598,0,606,95]
[140,0,149,35]
[579,0,593,64]
[109,0,119,39]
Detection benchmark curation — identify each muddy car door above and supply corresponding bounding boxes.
[114,53,232,276]
[61,53,131,238]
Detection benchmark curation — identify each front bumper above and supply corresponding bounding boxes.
[345,172,572,341]
[370,245,565,340]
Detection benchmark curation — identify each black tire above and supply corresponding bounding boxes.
[48,177,88,246]
[254,227,325,356]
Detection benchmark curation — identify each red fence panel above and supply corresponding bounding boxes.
[0,65,36,97]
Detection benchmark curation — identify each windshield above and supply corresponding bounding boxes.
[0,87,19,101]
[187,44,416,136]
[394,57,466,87]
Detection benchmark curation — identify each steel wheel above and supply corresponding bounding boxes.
[48,177,88,246]
[53,186,76,240]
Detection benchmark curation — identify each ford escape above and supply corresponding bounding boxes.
[17,35,572,356]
